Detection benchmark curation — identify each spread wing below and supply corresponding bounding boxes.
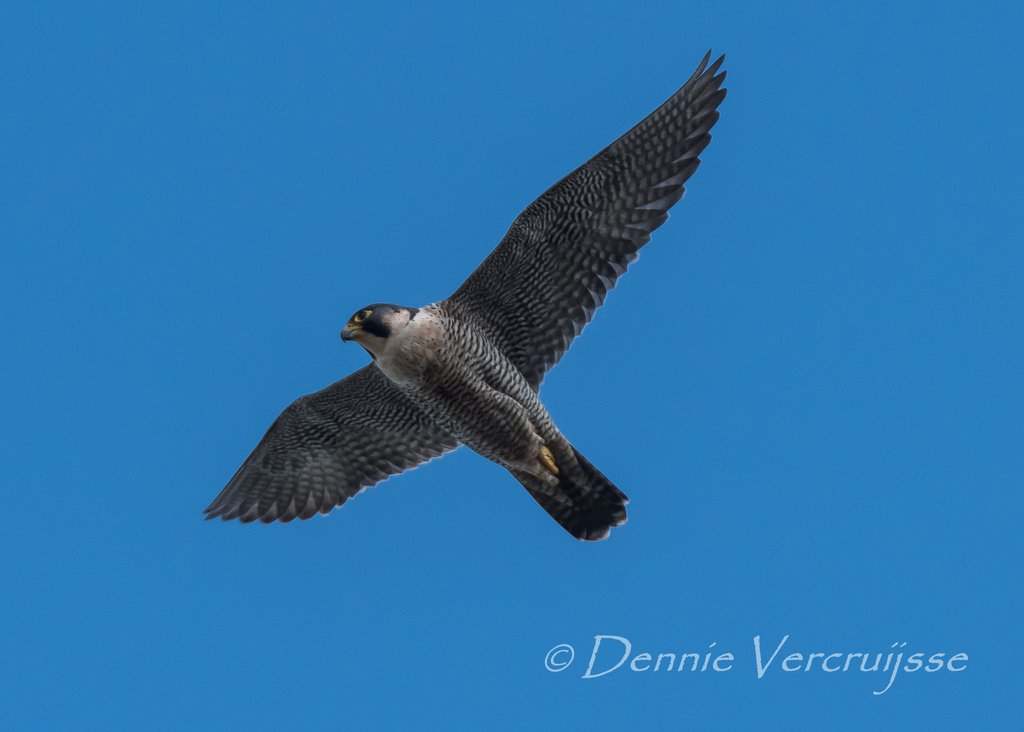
[445,52,726,388]
[205,365,459,523]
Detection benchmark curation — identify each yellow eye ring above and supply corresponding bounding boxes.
[352,309,371,324]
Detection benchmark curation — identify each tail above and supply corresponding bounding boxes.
[512,446,629,541]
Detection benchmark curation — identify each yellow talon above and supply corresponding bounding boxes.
[539,445,560,476]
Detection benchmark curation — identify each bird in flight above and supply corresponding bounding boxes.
[205,52,727,540]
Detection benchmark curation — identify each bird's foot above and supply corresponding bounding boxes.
[539,445,560,476]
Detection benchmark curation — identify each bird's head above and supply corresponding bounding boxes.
[340,303,417,359]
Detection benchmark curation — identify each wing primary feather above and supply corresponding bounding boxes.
[205,366,459,524]
[444,51,726,387]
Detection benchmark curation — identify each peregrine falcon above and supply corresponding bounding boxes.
[205,52,727,540]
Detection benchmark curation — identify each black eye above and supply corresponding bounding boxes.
[352,309,372,324]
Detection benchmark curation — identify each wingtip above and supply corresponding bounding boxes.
[699,50,726,68]
[204,508,232,522]
[683,51,710,87]
[686,50,727,92]
[706,53,726,78]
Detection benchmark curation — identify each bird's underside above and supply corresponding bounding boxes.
[204,51,727,540]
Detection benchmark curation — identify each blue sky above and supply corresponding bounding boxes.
[2,1,1021,728]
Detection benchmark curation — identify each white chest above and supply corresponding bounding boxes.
[374,309,445,385]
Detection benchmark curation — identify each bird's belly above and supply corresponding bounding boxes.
[378,317,553,467]
[408,351,553,470]
[415,380,538,463]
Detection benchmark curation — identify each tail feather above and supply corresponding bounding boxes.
[513,446,628,541]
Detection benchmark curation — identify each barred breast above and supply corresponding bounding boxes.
[381,304,556,469]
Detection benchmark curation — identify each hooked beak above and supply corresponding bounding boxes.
[340,323,360,342]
